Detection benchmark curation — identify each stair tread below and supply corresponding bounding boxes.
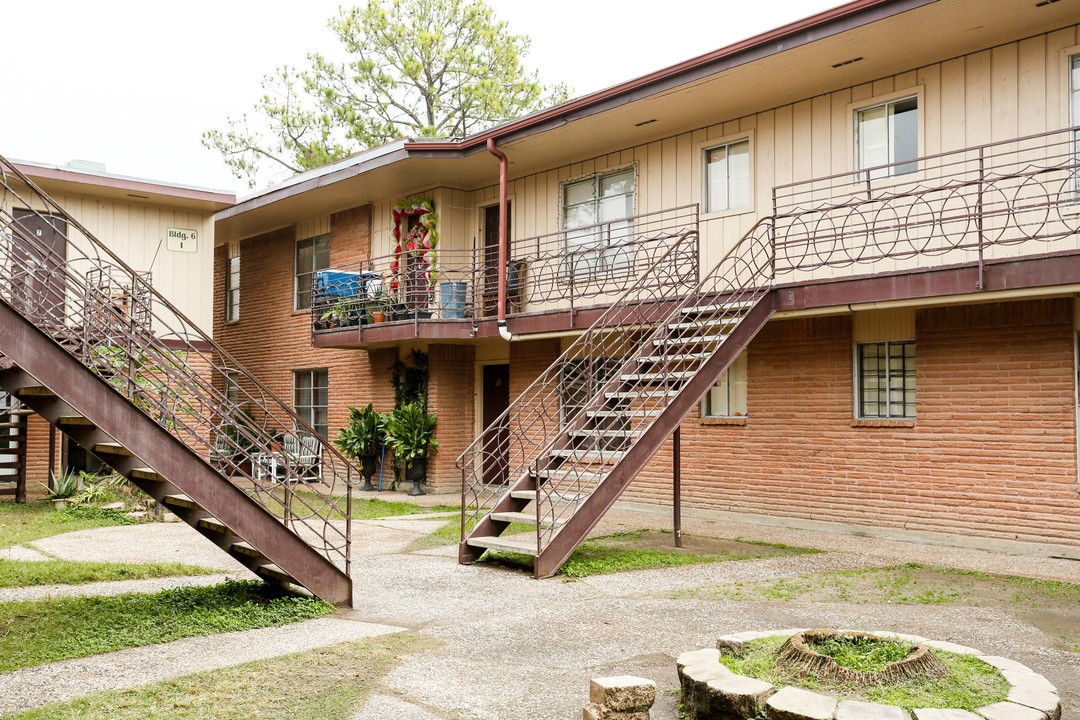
[620,371,695,382]
[232,541,263,558]
[680,300,756,314]
[549,448,626,461]
[93,442,133,456]
[198,517,229,533]
[254,563,294,583]
[465,535,538,556]
[57,415,95,426]
[16,386,55,397]
[490,511,564,528]
[638,352,711,363]
[512,488,590,502]
[666,317,741,331]
[129,467,165,481]
[161,493,199,510]
[654,334,729,346]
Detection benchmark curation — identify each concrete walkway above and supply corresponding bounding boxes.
[1,499,1077,718]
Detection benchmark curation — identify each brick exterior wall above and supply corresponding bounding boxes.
[214,206,397,481]
[426,344,475,493]
[629,299,1080,548]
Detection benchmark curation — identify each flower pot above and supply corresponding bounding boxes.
[51,498,68,511]
[407,456,427,496]
[360,454,378,492]
[371,311,386,323]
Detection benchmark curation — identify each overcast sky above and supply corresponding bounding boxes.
[0,0,842,194]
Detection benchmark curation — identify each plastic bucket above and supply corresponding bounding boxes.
[440,281,467,319]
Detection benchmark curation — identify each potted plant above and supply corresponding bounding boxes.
[367,286,388,323]
[384,401,438,496]
[320,297,361,328]
[42,467,81,510]
[335,403,387,492]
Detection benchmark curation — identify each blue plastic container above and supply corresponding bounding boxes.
[440,280,467,319]
[314,270,362,298]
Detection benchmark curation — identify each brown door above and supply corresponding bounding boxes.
[482,364,510,485]
[483,203,510,314]
[10,209,67,329]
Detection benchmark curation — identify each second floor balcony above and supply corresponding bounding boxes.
[313,125,1080,348]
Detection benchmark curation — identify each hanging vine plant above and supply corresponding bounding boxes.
[390,197,439,296]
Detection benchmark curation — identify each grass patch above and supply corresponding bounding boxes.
[717,636,1009,711]
[479,529,819,578]
[7,632,426,720]
[0,558,218,588]
[684,563,1080,655]
[807,635,914,673]
[267,492,457,522]
[0,501,140,549]
[0,580,332,672]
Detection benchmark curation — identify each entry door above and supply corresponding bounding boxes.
[482,364,510,485]
[483,204,511,313]
[10,209,67,328]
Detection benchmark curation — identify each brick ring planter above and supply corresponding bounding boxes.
[676,629,1063,720]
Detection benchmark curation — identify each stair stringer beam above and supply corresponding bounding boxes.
[0,300,352,606]
[533,293,777,578]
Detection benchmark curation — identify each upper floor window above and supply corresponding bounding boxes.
[1071,54,1080,127]
[856,340,915,419]
[702,351,747,418]
[562,169,636,277]
[856,96,918,180]
[225,251,240,322]
[705,139,751,213]
[295,234,330,310]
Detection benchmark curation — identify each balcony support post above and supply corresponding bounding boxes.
[673,426,682,549]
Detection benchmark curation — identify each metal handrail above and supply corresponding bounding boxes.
[0,155,357,573]
[457,222,700,539]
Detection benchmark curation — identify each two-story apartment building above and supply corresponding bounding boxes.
[0,160,233,501]
[213,0,1080,576]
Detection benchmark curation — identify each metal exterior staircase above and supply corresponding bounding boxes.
[0,155,357,605]
[458,217,776,577]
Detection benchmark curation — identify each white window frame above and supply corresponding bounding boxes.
[700,135,754,217]
[855,340,916,420]
[294,234,330,311]
[850,89,922,182]
[293,369,329,437]
[225,372,240,407]
[225,250,240,322]
[701,351,748,418]
[560,167,637,280]
[1069,52,1080,197]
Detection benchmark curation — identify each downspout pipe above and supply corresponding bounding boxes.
[486,138,513,342]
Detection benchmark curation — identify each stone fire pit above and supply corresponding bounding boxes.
[677,628,1062,720]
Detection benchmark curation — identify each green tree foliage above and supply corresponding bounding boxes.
[204,0,569,187]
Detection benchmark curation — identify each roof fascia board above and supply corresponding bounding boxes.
[13,161,235,206]
[215,143,410,221]
[405,0,937,152]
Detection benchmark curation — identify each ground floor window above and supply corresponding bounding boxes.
[856,341,915,419]
[293,369,329,436]
[702,352,747,418]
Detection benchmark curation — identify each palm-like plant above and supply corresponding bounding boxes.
[335,404,388,490]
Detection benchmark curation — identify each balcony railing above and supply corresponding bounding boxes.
[310,204,700,334]
[772,125,1080,282]
[312,126,1080,338]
